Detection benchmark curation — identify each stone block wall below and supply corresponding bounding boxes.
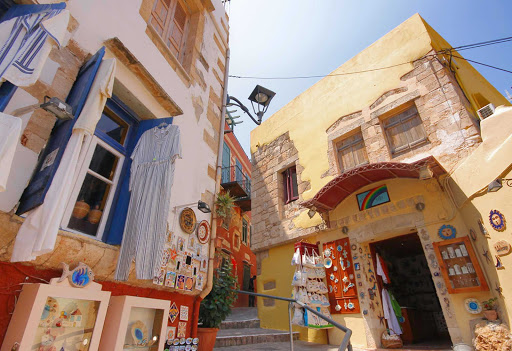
[251,133,323,252]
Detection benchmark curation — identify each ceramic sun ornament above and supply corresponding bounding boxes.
[438,225,456,240]
[489,210,506,231]
[57,262,94,288]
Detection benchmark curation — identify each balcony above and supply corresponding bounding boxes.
[221,165,251,212]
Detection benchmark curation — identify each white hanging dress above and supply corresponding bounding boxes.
[115,124,181,280]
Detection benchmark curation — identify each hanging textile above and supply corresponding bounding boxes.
[376,253,391,284]
[382,288,402,335]
[0,7,69,87]
[0,112,21,192]
[388,290,403,323]
[115,124,182,280]
[10,59,116,262]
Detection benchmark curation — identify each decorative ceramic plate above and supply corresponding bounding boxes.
[192,338,199,345]
[324,248,331,257]
[324,258,333,268]
[438,224,456,240]
[180,208,197,234]
[464,298,482,314]
[180,337,186,344]
[186,337,193,344]
[196,220,210,244]
[173,338,180,345]
[489,210,506,232]
[131,320,148,346]
[337,245,342,252]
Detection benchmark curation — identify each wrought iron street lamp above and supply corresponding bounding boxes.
[226,85,275,131]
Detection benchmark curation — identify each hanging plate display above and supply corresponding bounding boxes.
[438,224,456,240]
[196,220,210,244]
[131,320,149,346]
[324,258,333,268]
[464,298,482,314]
[180,208,197,234]
[489,210,506,232]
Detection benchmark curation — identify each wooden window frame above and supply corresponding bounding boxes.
[336,132,369,172]
[62,136,125,241]
[383,104,428,155]
[149,0,190,62]
[283,166,298,204]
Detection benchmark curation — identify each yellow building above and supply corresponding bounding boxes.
[250,14,511,348]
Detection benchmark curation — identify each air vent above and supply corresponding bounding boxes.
[477,103,495,120]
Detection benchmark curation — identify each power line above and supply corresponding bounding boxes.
[230,37,512,80]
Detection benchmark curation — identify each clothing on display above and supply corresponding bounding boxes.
[382,288,402,335]
[376,253,391,284]
[0,8,69,86]
[0,112,22,192]
[115,124,182,280]
[11,58,116,262]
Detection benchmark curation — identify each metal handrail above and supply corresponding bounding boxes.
[235,290,353,351]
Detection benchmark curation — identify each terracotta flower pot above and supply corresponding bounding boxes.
[88,208,103,224]
[72,201,90,219]
[483,310,498,321]
[197,327,218,351]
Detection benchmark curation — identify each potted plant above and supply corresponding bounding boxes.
[197,261,238,351]
[215,191,235,226]
[482,297,498,321]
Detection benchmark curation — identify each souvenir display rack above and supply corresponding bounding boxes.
[433,236,489,294]
[323,238,360,314]
[291,241,333,329]
[98,296,170,351]
[1,279,111,351]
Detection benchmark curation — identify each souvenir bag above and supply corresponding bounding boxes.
[291,248,301,266]
[302,249,316,268]
[305,266,317,279]
[317,279,328,294]
[292,266,305,287]
[291,306,305,326]
[313,250,324,268]
[306,279,319,292]
[315,267,326,279]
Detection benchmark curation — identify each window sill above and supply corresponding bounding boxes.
[145,25,191,87]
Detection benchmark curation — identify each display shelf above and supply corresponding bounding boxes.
[98,296,170,351]
[0,279,110,351]
[433,236,489,294]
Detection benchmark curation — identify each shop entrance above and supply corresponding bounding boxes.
[370,233,451,348]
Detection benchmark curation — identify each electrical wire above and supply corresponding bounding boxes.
[230,36,512,80]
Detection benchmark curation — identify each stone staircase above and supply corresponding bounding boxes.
[214,307,299,349]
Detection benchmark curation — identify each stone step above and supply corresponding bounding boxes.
[220,318,260,329]
[214,327,299,347]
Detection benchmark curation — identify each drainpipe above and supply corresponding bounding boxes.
[191,47,230,336]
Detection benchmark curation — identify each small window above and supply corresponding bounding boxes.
[336,132,368,172]
[149,0,189,61]
[384,105,427,155]
[283,166,299,204]
[242,219,248,245]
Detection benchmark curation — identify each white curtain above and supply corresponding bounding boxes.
[0,113,22,192]
[11,59,116,262]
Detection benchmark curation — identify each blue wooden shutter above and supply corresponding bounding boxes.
[16,47,105,215]
[235,158,243,182]
[221,142,230,183]
[0,82,16,112]
[104,117,174,245]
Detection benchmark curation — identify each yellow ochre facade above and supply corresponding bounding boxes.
[250,14,511,348]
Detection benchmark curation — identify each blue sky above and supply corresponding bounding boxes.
[225,0,512,156]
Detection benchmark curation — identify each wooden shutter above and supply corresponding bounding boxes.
[167,0,188,58]
[16,47,106,215]
[150,0,171,36]
[0,82,16,112]
[221,142,230,183]
[104,117,174,245]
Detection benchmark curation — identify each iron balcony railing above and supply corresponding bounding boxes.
[235,290,352,351]
[221,165,251,196]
